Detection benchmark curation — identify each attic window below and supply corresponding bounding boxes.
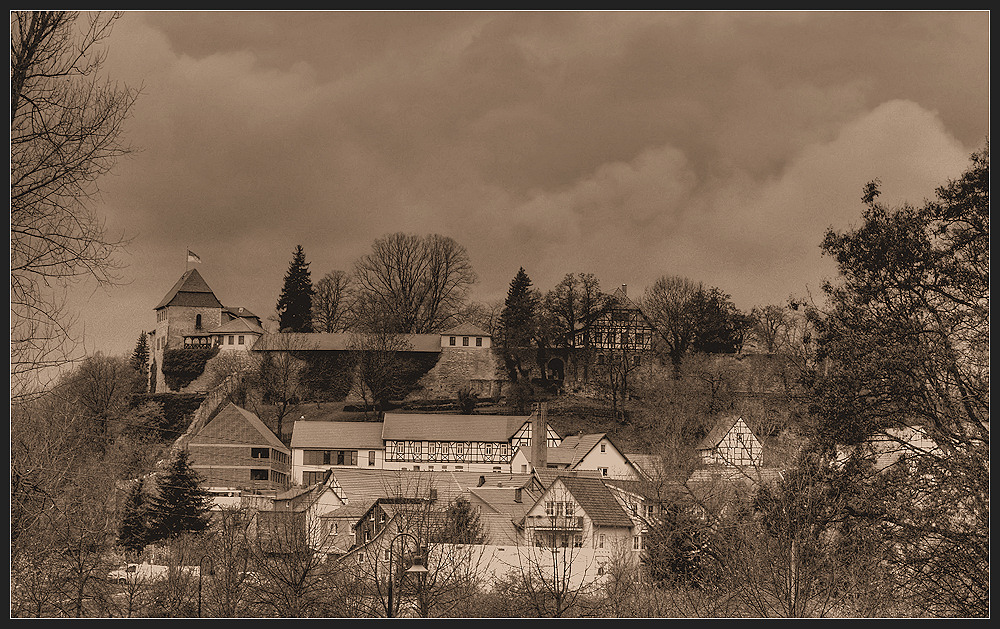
[195,314,202,330]
[600,444,606,453]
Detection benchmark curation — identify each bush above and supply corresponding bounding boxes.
[456,386,478,414]
[161,347,219,391]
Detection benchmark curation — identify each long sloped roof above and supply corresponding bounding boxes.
[290,421,386,449]
[382,412,529,442]
[328,468,534,505]
[251,332,441,352]
[190,402,286,451]
[155,268,224,310]
[555,475,634,528]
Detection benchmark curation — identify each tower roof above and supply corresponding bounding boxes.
[155,268,223,310]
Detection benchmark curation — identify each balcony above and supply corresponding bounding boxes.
[529,515,584,530]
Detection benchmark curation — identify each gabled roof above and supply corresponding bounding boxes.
[696,416,758,450]
[441,323,491,337]
[155,268,224,310]
[382,413,531,443]
[290,421,386,450]
[545,433,607,467]
[224,305,260,320]
[251,332,442,353]
[190,403,287,451]
[532,468,604,489]
[548,475,634,528]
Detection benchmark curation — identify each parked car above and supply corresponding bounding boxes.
[109,562,169,584]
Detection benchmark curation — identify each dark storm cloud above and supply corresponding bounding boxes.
[79,10,987,356]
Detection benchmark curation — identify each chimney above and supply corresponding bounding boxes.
[532,402,548,471]
[514,487,522,503]
[621,284,627,295]
[478,475,486,487]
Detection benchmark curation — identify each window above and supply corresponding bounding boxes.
[574,534,583,548]
[302,471,325,485]
[195,314,202,330]
[228,335,234,345]
[449,336,456,346]
[599,467,609,477]
[492,466,501,473]
[413,465,420,471]
[633,536,641,551]
[251,448,269,459]
[463,336,469,346]
[238,335,245,345]
[369,450,376,467]
[384,549,391,561]
[521,465,528,473]
[250,469,268,481]
[476,337,483,347]
[600,443,606,453]
[599,534,605,549]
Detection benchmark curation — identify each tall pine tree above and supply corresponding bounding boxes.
[129,332,150,394]
[117,481,150,556]
[276,244,315,332]
[497,267,539,383]
[146,449,213,543]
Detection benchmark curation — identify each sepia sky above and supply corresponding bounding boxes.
[73,10,989,357]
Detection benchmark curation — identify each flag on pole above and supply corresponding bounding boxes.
[187,250,201,264]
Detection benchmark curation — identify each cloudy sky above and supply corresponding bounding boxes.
[72,10,988,357]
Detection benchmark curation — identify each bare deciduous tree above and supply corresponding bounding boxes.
[10,11,139,398]
[353,233,476,334]
[312,270,355,332]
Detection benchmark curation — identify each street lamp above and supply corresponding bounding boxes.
[386,532,428,618]
[197,554,215,618]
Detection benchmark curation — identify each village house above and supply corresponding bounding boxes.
[287,403,562,480]
[511,431,642,480]
[186,402,291,493]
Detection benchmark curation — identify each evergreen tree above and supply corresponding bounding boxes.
[497,267,539,382]
[146,449,213,542]
[129,332,150,393]
[434,496,487,545]
[276,244,315,333]
[117,481,149,556]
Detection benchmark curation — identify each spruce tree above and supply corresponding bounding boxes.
[117,481,150,556]
[498,267,539,382]
[146,449,213,542]
[129,332,150,393]
[276,244,315,332]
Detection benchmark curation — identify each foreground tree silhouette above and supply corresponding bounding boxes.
[10,11,138,398]
[812,146,989,617]
[147,450,213,543]
[276,245,315,333]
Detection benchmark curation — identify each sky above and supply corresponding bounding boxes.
[65,10,989,358]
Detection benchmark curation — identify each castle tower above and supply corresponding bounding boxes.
[150,268,224,392]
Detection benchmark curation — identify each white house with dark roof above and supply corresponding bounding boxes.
[511,431,642,480]
[290,420,387,484]
[288,408,562,480]
[696,415,764,467]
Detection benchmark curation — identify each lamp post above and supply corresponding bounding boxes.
[197,554,214,618]
[386,532,428,618]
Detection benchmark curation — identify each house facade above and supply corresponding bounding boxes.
[186,403,291,491]
[288,407,562,481]
[696,415,763,467]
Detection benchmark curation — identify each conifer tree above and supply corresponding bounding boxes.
[497,267,539,382]
[117,481,149,556]
[276,244,315,332]
[146,449,213,543]
[129,331,150,393]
